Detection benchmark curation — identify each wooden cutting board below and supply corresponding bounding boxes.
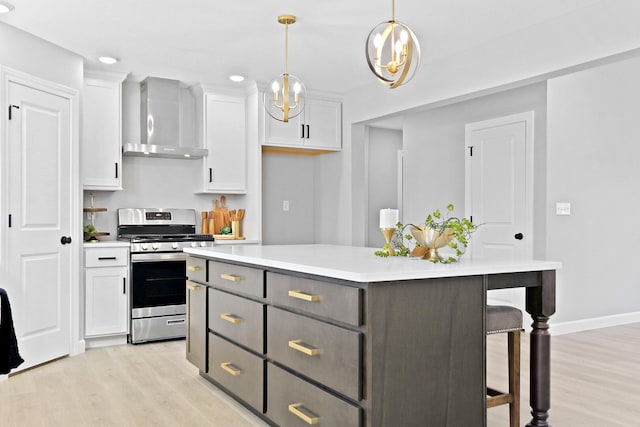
[211,199,228,234]
[219,195,231,229]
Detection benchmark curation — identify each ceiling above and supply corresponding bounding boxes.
[2,0,603,94]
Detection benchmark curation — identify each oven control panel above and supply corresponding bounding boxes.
[131,240,214,253]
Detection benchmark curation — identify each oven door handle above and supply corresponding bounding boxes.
[131,252,188,262]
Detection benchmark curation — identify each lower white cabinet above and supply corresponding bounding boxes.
[84,246,129,337]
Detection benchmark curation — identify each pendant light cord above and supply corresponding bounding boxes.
[285,22,289,74]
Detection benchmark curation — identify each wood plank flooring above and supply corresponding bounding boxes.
[2,323,639,426]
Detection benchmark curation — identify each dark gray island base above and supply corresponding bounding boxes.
[184,245,559,427]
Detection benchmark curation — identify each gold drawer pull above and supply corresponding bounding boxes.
[187,283,204,291]
[220,362,242,376]
[220,273,241,282]
[288,403,319,425]
[288,340,320,356]
[187,265,203,271]
[288,290,320,302]
[220,313,243,324]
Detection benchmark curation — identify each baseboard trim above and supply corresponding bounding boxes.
[550,311,640,336]
[85,335,127,349]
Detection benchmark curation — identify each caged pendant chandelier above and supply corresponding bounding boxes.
[263,14,306,123]
[365,0,421,89]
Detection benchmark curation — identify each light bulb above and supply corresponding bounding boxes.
[271,81,280,93]
[293,82,301,94]
[395,40,403,55]
[400,29,409,44]
[374,33,383,49]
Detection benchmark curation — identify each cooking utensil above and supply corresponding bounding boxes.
[209,216,216,235]
[220,195,231,228]
[201,211,209,234]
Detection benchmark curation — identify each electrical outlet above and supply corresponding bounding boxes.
[283,200,290,211]
[556,202,571,216]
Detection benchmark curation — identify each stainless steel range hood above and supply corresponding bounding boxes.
[123,77,208,159]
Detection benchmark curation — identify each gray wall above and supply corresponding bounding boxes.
[262,153,316,244]
[401,83,548,259]
[547,55,640,325]
[367,128,402,248]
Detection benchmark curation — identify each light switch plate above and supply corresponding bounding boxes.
[556,202,571,215]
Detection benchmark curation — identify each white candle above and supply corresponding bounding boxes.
[379,208,399,229]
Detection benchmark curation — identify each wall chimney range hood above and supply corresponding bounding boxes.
[122,77,208,159]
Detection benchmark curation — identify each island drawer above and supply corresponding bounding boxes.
[267,306,361,401]
[208,288,264,353]
[186,256,207,283]
[208,333,264,413]
[267,362,360,427]
[266,272,362,326]
[85,247,128,268]
[209,261,264,299]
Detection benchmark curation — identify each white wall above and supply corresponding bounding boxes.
[0,22,82,90]
[547,56,640,326]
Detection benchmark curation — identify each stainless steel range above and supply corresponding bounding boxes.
[117,208,214,344]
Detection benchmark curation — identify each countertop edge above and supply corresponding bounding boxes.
[184,245,561,283]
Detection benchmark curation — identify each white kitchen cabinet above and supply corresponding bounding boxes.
[81,70,128,190]
[193,85,247,193]
[84,245,129,338]
[262,95,342,152]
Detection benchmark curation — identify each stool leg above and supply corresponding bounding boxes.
[508,330,521,427]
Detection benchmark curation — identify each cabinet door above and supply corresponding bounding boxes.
[262,96,342,151]
[263,110,304,147]
[85,266,128,337]
[186,281,207,371]
[204,94,247,193]
[82,76,125,190]
[304,98,342,150]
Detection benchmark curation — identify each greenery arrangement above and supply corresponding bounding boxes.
[374,204,478,264]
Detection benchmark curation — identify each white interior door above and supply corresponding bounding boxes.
[5,78,73,370]
[465,112,534,307]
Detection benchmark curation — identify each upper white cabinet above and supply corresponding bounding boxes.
[262,95,342,152]
[82,70,128,190]
[193,85,247,193]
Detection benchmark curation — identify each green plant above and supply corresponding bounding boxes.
[374,204,477,263]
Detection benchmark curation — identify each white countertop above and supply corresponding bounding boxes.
[184,244,561,283]
[83,240,130,248]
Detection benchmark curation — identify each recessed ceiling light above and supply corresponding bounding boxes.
[98,56,118,65]
[0,1,15,14]
[229,75,245,83]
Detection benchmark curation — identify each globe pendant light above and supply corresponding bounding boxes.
[365,0,421,89]
[263,15,306,123]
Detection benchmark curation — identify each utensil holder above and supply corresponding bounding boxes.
[232,220,242,238]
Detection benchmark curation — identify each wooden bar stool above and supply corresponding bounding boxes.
[486,305,523,427]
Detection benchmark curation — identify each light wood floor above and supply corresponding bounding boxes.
[2,323,639,426]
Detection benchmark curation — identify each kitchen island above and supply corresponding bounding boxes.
[184,244,560,427]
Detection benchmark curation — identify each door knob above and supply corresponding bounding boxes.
[514,233,523,240]
[60,236,72,245]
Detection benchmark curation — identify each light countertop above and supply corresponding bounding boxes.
[83,240,130,248]
[184,244,561,283]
